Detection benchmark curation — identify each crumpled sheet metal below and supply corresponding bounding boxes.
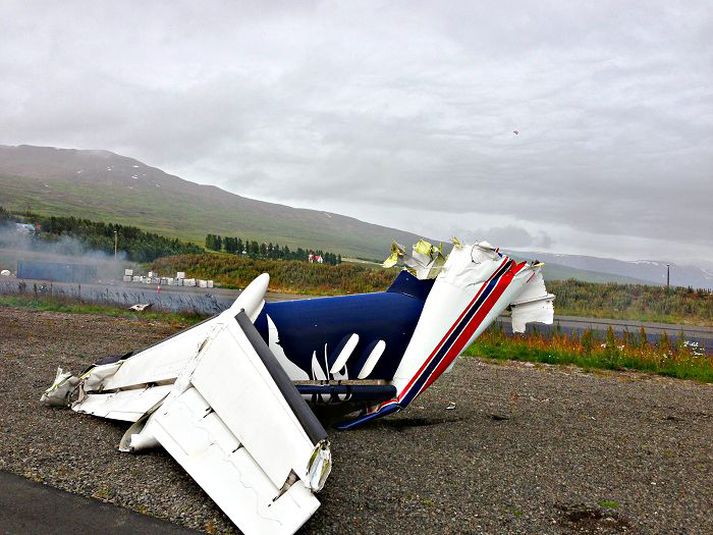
[39,273,331,535]
[383,239,446,280]
[40,367,80,407]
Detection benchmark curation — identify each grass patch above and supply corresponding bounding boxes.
[548,279,713,328]
[151,252,397,296]
[465,324,713,383]
[598,500,620,510]
[0,293,204,327]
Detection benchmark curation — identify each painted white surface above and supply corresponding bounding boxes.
[75,274,269,395]
[74,384,172,422]
[357,340,386,379]
[329,333,359,375]
[150,384,320,535]
[390,244,552,397]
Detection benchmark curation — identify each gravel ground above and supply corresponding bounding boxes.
[1,306,711,534]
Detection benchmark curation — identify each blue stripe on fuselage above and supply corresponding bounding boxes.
[338,261,513,430]
[399,260,512,405]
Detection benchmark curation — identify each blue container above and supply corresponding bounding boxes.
[17,260,97,283]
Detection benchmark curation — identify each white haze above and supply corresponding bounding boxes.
[0,225,126,280]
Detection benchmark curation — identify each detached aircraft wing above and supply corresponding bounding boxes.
[42,274,331,535]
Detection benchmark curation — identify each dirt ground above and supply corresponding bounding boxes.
[1,306,711,534]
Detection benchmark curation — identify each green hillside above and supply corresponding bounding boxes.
[0,145,429,259]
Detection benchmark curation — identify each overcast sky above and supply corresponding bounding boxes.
[1,1,712,264]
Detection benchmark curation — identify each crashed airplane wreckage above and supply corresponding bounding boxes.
[42,239,554,534]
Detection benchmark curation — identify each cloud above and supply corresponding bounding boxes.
[0,0,711,261]
[448,225,553,249]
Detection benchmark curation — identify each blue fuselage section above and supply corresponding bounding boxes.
[253,271,434,381]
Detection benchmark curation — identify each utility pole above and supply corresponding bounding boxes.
[114,230,118,260]
[666,264,670,290]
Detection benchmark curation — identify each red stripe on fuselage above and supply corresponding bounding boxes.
[366,259,522,415]
[393,258,510,402]
[417,262,526,393]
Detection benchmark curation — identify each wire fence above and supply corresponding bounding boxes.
[0,278,230,315]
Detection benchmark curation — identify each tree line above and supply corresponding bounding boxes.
[1,207,203,263]
[205,234,342,265]
[1,206,345,266]
[0,206,11,225]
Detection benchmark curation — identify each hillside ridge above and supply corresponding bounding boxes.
[0,144,429,259]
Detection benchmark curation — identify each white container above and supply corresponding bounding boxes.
[123,275,132,282]
[207,280,214,288]
[184,278,196,287]
[165,277,174,285]
[124,268,134,276]
[176,271,186,279]
[147,271,155,278]
[132,275,142,282]
[198,279,207,288]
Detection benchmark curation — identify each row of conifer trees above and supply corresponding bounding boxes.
[205,234,341,265]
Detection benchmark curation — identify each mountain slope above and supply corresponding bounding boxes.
[0,145,429,259]
[512,250,713,290]
[533,262,650,285]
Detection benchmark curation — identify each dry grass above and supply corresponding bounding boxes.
[466,323,713,383]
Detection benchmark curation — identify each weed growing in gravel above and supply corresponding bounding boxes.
[465,323,713,383]
[598,499,620,509]
[92,485,111,501]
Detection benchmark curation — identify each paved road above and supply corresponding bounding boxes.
[2,277,711,352]
[0,277,304,314]
[0,471,198,535]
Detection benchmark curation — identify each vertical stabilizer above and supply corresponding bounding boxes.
[339,242,554,429]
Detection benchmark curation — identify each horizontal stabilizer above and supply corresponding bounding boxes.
[510,270,555,333]
[126,313,330,535]
[75,384,172,422]
[41,274,331,535]
[61,273,271,415]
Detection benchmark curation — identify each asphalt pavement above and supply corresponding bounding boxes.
[0,471,198,535]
